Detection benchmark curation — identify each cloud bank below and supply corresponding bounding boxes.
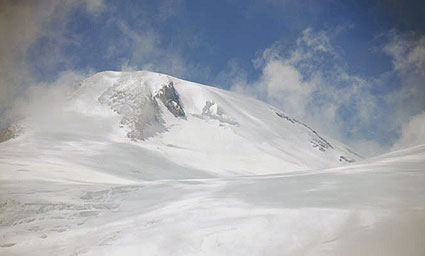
[392,112,425,151]
[230,28,425,156]
[0,0,193,127]
[0,0,104,126]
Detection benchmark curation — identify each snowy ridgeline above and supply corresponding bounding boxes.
[1,70,360,178]
[1,70,423,255]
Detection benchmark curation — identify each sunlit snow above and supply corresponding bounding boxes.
[0,71,423,255]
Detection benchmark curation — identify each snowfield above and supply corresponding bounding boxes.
[0,71,424,255]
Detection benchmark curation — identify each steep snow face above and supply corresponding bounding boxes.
[1,70,359,178]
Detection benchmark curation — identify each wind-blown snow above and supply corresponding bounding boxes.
[3,70,359,178]
[1,71,423,255]
[1,142,424,255]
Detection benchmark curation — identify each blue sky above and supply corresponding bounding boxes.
[1,0,424,156]
[25,1,406,80]
[19,1,408,78]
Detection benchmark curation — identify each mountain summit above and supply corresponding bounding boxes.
[1,71,424,256]
[2,70,359,179]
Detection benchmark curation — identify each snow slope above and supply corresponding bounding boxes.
[0,70,359,180]
[0,141,424,255]
[2,70,422,255]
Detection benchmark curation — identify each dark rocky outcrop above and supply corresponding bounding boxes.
[154,82,186,118]
[339,155,355,163]
[0,124,23,143]
[275,109,334,151]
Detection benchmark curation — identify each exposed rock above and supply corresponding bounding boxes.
[98,80,187,141]
[274,109,334,152]
[154,81,185,118]
[98,83,166,141]
[275,111,295,124]
[0,124,24,143]
[196,101,238,126]
[339,155,355,163]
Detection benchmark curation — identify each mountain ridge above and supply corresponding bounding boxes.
[1,70,360,179]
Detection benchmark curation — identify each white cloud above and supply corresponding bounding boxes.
[0,0,198,131]
[299,28,334,53]
[382,32,425,143]
[0,0,56,115]
[257,60,314,118]
[107,14,203,80]
[3,70,90,127]
[113,21,160,62]
[391,112,425,151]
[0,0,105,126]
[231,28,425,157]
[384,32,425,74]
[83,0,105,14]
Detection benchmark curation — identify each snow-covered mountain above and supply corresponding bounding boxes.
[1,70,359,180]
[1,71,424,255]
